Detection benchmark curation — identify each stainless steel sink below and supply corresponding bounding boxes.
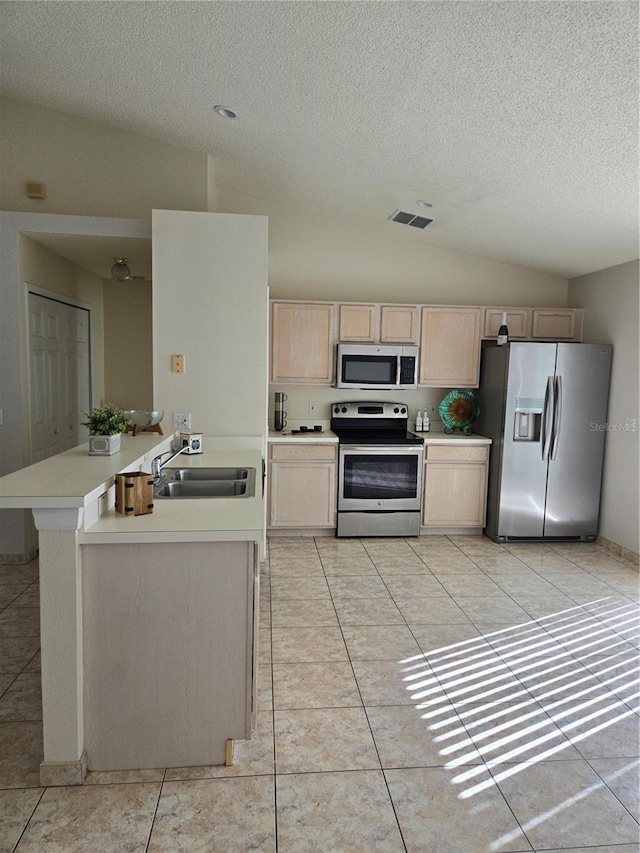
[171,468,250,481]
[156,481,249,498]
[153,466,256,499]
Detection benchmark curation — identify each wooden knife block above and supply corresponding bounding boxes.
[114,471,154,516]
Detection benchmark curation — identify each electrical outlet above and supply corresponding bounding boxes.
[173,412,191,430]
[308,402,317,415]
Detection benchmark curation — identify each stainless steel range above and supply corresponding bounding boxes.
[331,401,424,538]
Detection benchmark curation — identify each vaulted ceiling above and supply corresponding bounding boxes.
[1,1,637,278]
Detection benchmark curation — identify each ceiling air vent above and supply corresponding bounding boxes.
[389,209,433,229]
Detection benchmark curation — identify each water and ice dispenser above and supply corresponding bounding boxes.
[513,398,543,441]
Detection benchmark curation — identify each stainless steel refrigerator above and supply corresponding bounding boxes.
[476,342,612,542]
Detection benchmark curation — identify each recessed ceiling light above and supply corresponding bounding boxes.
[416,200,434,209]
[214,105,237,119]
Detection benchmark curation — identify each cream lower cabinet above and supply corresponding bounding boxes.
[269,444,337,528]
[422,444,489,528]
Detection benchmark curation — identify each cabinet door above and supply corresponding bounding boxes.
[269,462,336,527]
[271,302,335,383]
[419,307,482,387]
[531,309,583,341]
[380,305,419,343]
[423,462,487,526]
[483,308,531,340]
[339,304,377,341]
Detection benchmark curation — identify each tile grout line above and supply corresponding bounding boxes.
[318,535,409,852]
[584,755,640,828]
[143,774,165,853]
[10,785,46,853]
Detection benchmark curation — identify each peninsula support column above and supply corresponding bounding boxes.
[32,507,86,785]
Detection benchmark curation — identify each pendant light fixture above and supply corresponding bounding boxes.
[110,257,132,281]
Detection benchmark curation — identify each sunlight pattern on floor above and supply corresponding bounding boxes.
[403,597,639,803]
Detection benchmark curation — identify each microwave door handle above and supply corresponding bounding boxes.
[396,357,402,387]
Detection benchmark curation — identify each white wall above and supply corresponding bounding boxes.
[103,280,153,410]
[0,97,208,218]
[152,210,269,438]
[568,260,639,554]
[216,187,569,305]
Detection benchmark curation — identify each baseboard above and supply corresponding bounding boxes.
[0,548,38,565]
[40,751,88,786]
[596,535,639,569]
[267,528,336,537]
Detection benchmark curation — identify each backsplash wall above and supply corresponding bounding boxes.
[269,385,459,434]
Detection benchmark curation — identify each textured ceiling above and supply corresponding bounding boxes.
[1,1,638,278]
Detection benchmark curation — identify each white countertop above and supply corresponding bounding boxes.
[0,435,265,544]
[81,446,265,544]
[421,431,492,445]
[268,429,490,446]
[0,434,173,508]
[268,429,338,444]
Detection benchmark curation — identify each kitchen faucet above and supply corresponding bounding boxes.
[151,444,190,484]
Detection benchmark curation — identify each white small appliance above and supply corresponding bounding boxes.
[179,431,203,454]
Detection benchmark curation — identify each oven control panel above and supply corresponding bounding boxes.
[332,401,408,419]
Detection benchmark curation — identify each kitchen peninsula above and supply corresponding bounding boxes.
[0,433,264,784]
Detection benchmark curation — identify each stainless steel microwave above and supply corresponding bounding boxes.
[336,343,419,390]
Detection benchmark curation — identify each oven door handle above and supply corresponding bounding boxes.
[340,446,425,456]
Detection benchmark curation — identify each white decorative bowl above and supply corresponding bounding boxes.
[124,410,164,428]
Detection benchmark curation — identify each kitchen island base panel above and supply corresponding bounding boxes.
[81,541,256,772]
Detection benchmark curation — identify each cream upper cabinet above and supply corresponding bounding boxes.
[531,308,584,341]
[419,306,482,387]
[268,444,337,528]
[483,308,531,340]
[338,303,419,343]
[271,301,335,384]
[422,444,489,528]
[380,305,419,343]
[338,304,377,341]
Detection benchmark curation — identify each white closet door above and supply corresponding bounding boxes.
[28,293,91,461]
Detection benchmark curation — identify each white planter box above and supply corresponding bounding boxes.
[88,434,122,456]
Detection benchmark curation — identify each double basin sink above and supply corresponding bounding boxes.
[154,467,256,499]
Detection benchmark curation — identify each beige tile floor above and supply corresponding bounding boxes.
[0,537,639,852]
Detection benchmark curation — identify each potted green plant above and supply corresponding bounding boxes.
[82,403,130,456]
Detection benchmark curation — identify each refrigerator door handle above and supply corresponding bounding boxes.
[541,376,554,460]
[550,375,562,460]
